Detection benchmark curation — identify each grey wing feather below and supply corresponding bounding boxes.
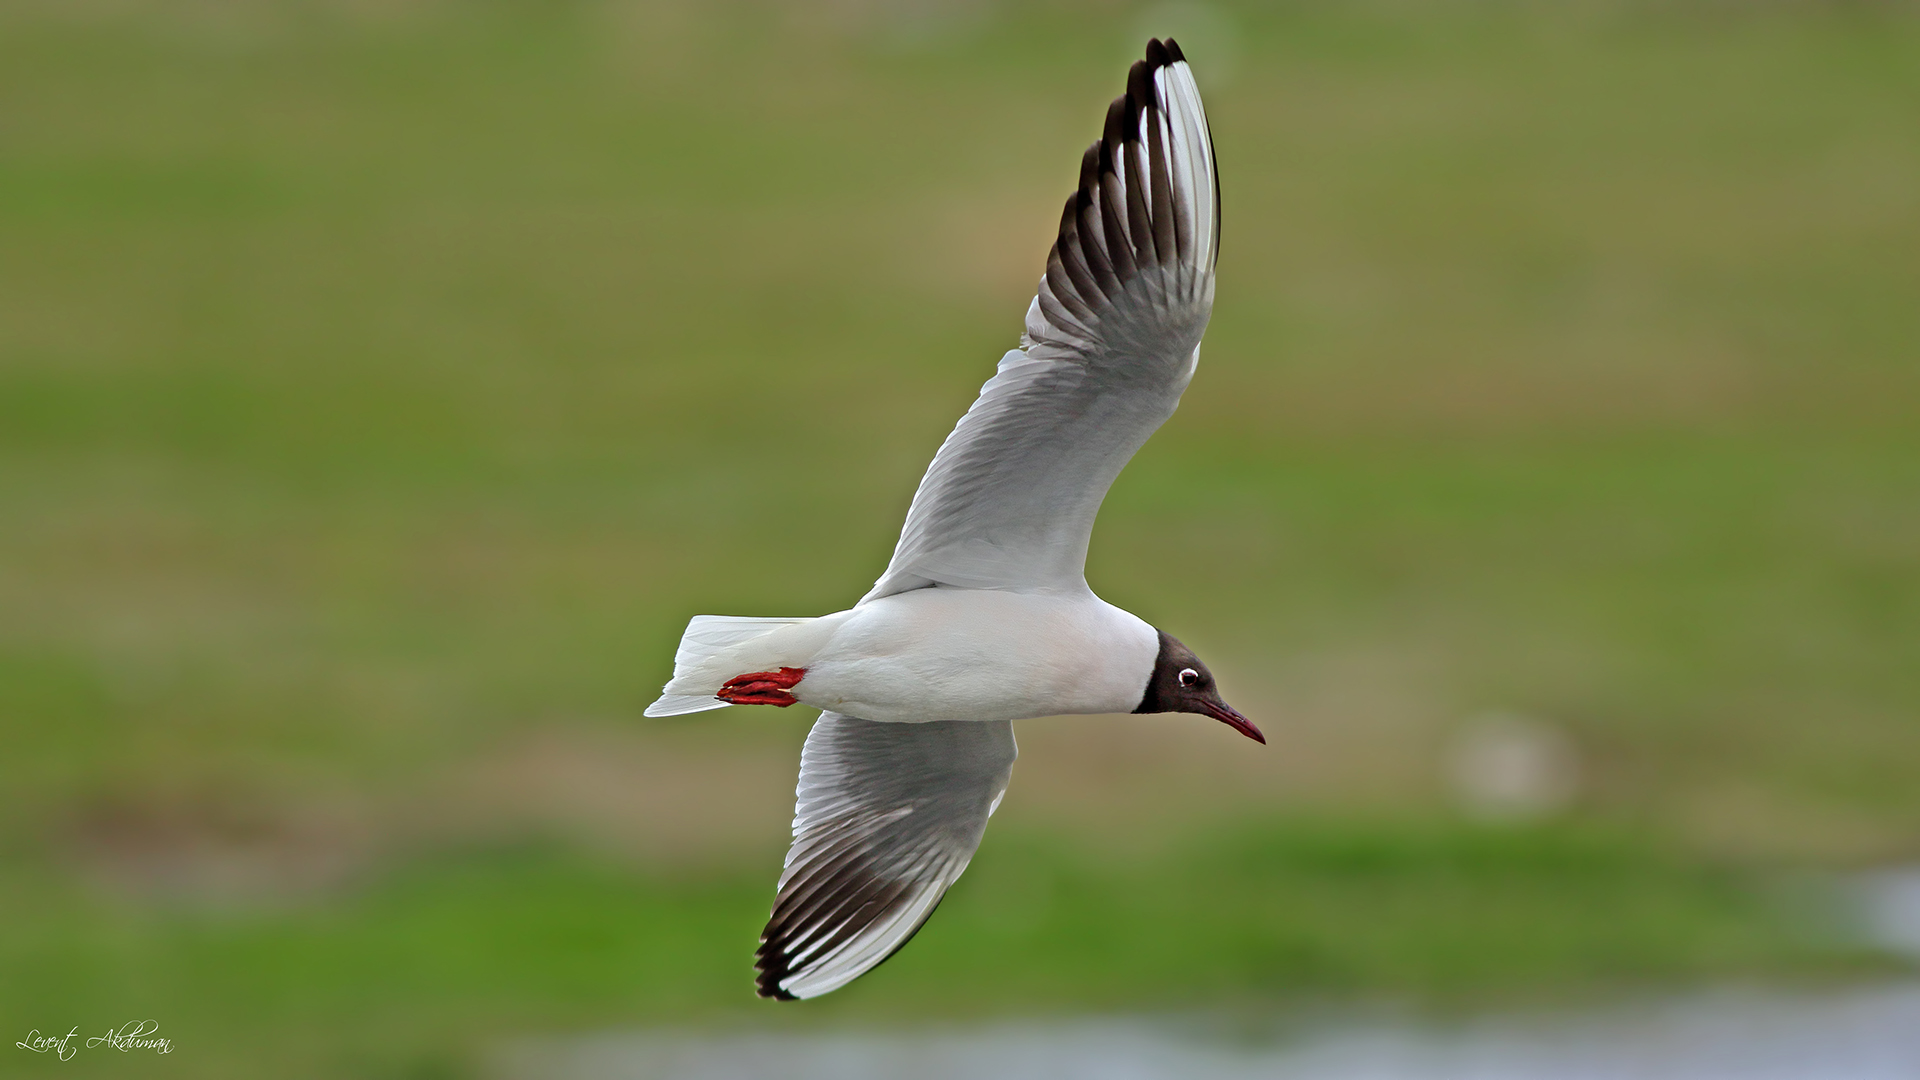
[864,39,1219,602]
[755,714,1017,1000]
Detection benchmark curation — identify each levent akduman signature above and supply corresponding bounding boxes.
[17,1021,173,1060]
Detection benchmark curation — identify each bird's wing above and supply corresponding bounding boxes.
[862,38,1220,603]
[755,713,1017,1000]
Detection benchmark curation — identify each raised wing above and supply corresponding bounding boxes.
[755,714,1017,1000]
[863,39,1220,602]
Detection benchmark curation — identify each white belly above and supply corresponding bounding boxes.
[792,588,1159,723]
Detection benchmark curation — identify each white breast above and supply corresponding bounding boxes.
[793,589,1159,723]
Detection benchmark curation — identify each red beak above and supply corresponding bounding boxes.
[1202,700,1265,744]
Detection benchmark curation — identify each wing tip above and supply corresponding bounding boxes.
[754,962,801,1001]
[752,889,948,1002]
[752,864,917,1001]
[1128,39,1186,118]
[754,925,801,999]
[1033,34,1216,332]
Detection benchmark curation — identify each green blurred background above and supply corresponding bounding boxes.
[3,0,1918,1076]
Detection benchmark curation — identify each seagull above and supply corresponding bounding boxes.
[645,38,1257,1001]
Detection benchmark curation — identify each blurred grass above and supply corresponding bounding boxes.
[2,0,1918,1075]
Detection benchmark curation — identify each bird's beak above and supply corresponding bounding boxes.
[1202,700,1265,744]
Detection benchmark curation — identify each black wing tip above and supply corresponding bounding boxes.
[754,939,801,1000]
[1118,40,1183,154]
[1130,35,1193,110]
[751,893,949,1002]
[1077,141,1102,204]
[1145,37,1184,69]
[1102,94,1128,148]
[1042,34,1205,321]
[752,859,926,1002]
[1125,60,1154,118]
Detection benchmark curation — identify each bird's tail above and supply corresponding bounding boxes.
[643,615,813,717]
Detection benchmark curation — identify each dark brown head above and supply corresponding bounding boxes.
[1133,630,1264,744]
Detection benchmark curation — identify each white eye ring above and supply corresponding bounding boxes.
[1178,667,1200,687]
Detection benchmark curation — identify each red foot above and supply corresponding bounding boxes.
[717,667,806,707]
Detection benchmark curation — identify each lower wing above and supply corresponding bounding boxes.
[756,713,1017,1000]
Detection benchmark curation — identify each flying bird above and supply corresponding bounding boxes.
[645,38,1255,1000]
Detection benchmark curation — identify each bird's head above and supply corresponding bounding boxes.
[1133,631,1263,743]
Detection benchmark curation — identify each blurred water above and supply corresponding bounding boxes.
[500,984,1920,1080]
[1859,868,1920,960]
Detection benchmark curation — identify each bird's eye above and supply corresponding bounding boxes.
[1178,667,1200,687]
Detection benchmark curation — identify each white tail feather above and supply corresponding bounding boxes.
[644,615,812,718]
[674,615,809,665]
[644,694,733,718]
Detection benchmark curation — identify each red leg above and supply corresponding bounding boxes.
[717,667,807,707]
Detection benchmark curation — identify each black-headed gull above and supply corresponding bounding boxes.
[646,38,1256,1000]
